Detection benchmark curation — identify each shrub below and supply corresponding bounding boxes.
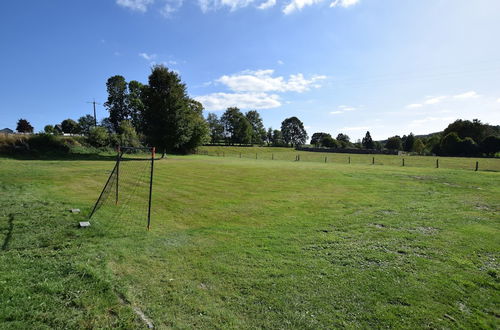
[87,127,110,148]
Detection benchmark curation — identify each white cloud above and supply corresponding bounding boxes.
[283,0,358,14]
[198,0,256,12]
[339,105,356,111]
[453,91,480,99]
[497,98,500,103]
[195,92,281,110]
[116,0,154,12]
[217,69,326,93]
[330,111,343,115]
[424,96,447,105]
[258,0,276,9]
[406,103,423,109]
[283,0,322,15]
[139,52,157,61]
[330,0,359,8]
[277,60,284,65]
[160,0,183,16]
[409,116,455,127]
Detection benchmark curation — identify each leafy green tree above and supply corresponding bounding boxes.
[16,119,34,133]
[128,80,146,132]
[403,133,415,152]
[206,113,224,144]
[460,137,479,156]
[220,107,252,145]
[44,125,55,134]
[362,131,374,149]
[310,132,330,147]
[78,115,96,136]
[443,119,487,143]
[413,138,425,154]
[440,132,462,155]
[281,117,308,147]
[87,126,110,147]
[385,136,403,150]
[272,129,284,146]
[104,75,129,131]
[266,127,273,146]
[245,110,266,145]
[374,141,383,151]
[336,133,350,148]
[61,119,80,134]
[481,136,500,156]
[320,135,339,148]
[117,120,141,147]
[142,65,208,154]
[100,117,115,133]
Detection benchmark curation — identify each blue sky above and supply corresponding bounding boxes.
[1,0,500,140]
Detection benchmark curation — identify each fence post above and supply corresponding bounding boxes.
[348,156,351,164]
[402,158,405,167]
[436,159,439,168]
[272,153,274,160]
[325,157,327,163]
[475,161,479,171]
[372,157,375,165]
[298,154,300,161]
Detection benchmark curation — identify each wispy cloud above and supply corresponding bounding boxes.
[139,52,157,61]
[284,0,359,14]
[116,0,154,12]
[424,95,447,105]
[195,92,281,110]
[406,103,423,109]
[160,0,184,16]
[198,0,257,12]
[330,111,343,115]
[258,0,276,9]
[453,91,480,99]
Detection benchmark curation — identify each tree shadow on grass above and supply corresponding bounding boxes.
[1,214,14,251]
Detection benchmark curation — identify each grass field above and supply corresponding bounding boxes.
[198,146,500,172]
[0,152,499,328]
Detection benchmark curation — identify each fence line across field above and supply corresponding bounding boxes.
[195,149,498,172]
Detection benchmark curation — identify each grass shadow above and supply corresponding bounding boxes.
[2,214,14,251]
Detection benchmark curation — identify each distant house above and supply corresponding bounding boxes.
[0,128,14,134]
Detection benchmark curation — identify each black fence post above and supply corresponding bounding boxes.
[348,156,351,164]
[475,161,479,172]
[372,157,375,165]
[436,159,439,168]
[402,158,405,167]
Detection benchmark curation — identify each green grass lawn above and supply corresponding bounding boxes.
[0,153,499,328]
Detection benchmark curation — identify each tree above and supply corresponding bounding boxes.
[61,119,80,134]
[272,129,284,146]
[266,127,273,146]
[206,113,224,144]
[142,65,208,154]
[220,107,252,145]
[320,135,339,148]
[87,126,110,147]
[385,136,403,150]
[443,119,487,144]
[281,117,308,147]
[413,138,425,154]
[362,131,374,149]
[403,133,415,152]
[336,133,350,148]
[311,132,330,147]
[481,136,500,156]
[44,125,55,134]
[117,120,140,147]
[245,110,266,145]
[100,117,115,133]
[16,119,34,133]
[54,124,63,135]
[128,80,146,132]
[104,75,129,131]
[440,132,462,156]
[78,115,96,136]
[461,137,479,156]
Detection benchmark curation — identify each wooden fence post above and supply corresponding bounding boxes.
[348,156,351,164]
[402,158,405,167]
[372,157,375,165]
[436,159,439,168]
[475,161,479,171]
[325,157,327,163]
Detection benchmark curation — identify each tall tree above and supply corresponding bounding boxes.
[272,129,284,146]
[310,132,331,146]
[142,65,208,154]
[128,80,146,132]
[104,75,129,131]
[245,110,266,145]
[362,131,374,149]
[413,138,425,154]
[481,136,500,156]
[336,133,350,148]
[206,113,224,144]
[78,115,96,136]
[220,107,252,145]
[403,133,415,152]
[16,119,34,133]
[266,127,273,146]
[281,117,308,147]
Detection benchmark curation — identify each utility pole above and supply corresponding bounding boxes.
[86,99,101,127]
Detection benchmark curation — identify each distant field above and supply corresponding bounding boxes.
[0,154,499,328]
[198,146,500,171]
